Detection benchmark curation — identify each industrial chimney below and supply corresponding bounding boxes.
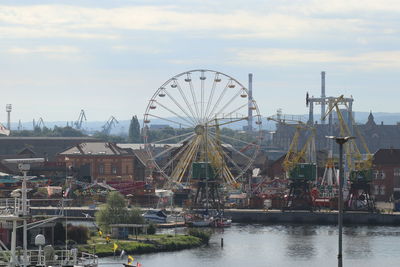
[6,104,12,130]
[248,73,253,131]
[321,71,326,124]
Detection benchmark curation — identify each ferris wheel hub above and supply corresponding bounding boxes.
[194,124,205,135]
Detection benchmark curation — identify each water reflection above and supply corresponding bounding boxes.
[98,224,400,267]
[284,225,317,259]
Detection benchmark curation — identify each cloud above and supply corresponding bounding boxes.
[111,45,166,54]
[0,3,397,41]
[7,45,80,55]
[229,48,400,70]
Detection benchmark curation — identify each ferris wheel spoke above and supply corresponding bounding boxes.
[209,132,256,147]
[152,134,195,160]
[215,88,242,116]
[186,77,201,122]
[174,78,200,124]
[161,136,198,172]
[206,80,230,121]
[200,71,205,122]
[173,138,201,183]
[154,100,196,126]
[146,114,192,128]
[204,72,219,121]
[211,136,239,183]
[207,134,244,175]
[206,116,248,128]
[152,131,194,145]
[208,132,256,162]
[223,103,248,118]
[164,89,198,125]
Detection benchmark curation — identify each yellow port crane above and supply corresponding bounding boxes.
[323,95,374,211]
[323,95,372,171]
[267,116,316,173]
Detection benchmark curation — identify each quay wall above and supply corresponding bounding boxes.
[224,209,400,226]
[30,207,400,226]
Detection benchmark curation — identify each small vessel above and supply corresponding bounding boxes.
[142,209,168,223]
[184,211,214,227]
[213,217,232,228]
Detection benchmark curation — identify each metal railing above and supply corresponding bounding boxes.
[0,198,29,217]
[0,248,98,266]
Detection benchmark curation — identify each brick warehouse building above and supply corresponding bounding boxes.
[57,142,146,183]
[372,148,400,201]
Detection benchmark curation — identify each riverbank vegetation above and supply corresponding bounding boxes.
[79,232,210,257]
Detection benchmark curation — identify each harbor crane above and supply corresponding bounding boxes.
[74,109,87,130]
[102,116,119,135]
[267,115,317,211]
[323,95,374,211]
[36,117,45,129]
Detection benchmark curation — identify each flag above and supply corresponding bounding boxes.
[113,242,118,252]
[128,255,134,264]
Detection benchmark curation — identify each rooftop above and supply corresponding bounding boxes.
[59,142,131,156]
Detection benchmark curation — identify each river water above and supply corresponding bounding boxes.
[98,224,400,267]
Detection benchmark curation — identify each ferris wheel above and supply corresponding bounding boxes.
[143,69,263,188]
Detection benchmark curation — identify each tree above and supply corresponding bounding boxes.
[95,191,143,232]
[128,115,141,143]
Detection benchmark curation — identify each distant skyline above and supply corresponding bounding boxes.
[1,0,400,124]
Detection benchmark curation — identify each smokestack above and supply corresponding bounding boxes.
[248,73,253,131]
[6,104,12,130]
[321,71,326,124]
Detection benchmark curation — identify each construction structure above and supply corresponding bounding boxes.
[306,72,354,143]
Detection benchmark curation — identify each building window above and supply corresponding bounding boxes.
[112,165,117,175]
[99,164,104,175]
[380,185,385,195]
[394,168,400,177]
[373,185,379,195]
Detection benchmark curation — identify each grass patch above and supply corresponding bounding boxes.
[79,233,206,257]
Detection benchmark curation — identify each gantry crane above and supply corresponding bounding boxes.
[74,109,87,130]
[267,116,317,210]
[36,117,45,129]
[323,95,374,211]
[102,116,119,135]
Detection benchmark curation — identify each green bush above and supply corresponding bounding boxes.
[67,224,89,244]
[187,229,211,244]
[147,223,156,235]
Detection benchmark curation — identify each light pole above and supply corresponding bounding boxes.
[326,136,354,267]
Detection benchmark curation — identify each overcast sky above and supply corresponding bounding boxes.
[1,0,400,124]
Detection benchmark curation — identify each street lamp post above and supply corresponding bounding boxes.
[326,136,354,267]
